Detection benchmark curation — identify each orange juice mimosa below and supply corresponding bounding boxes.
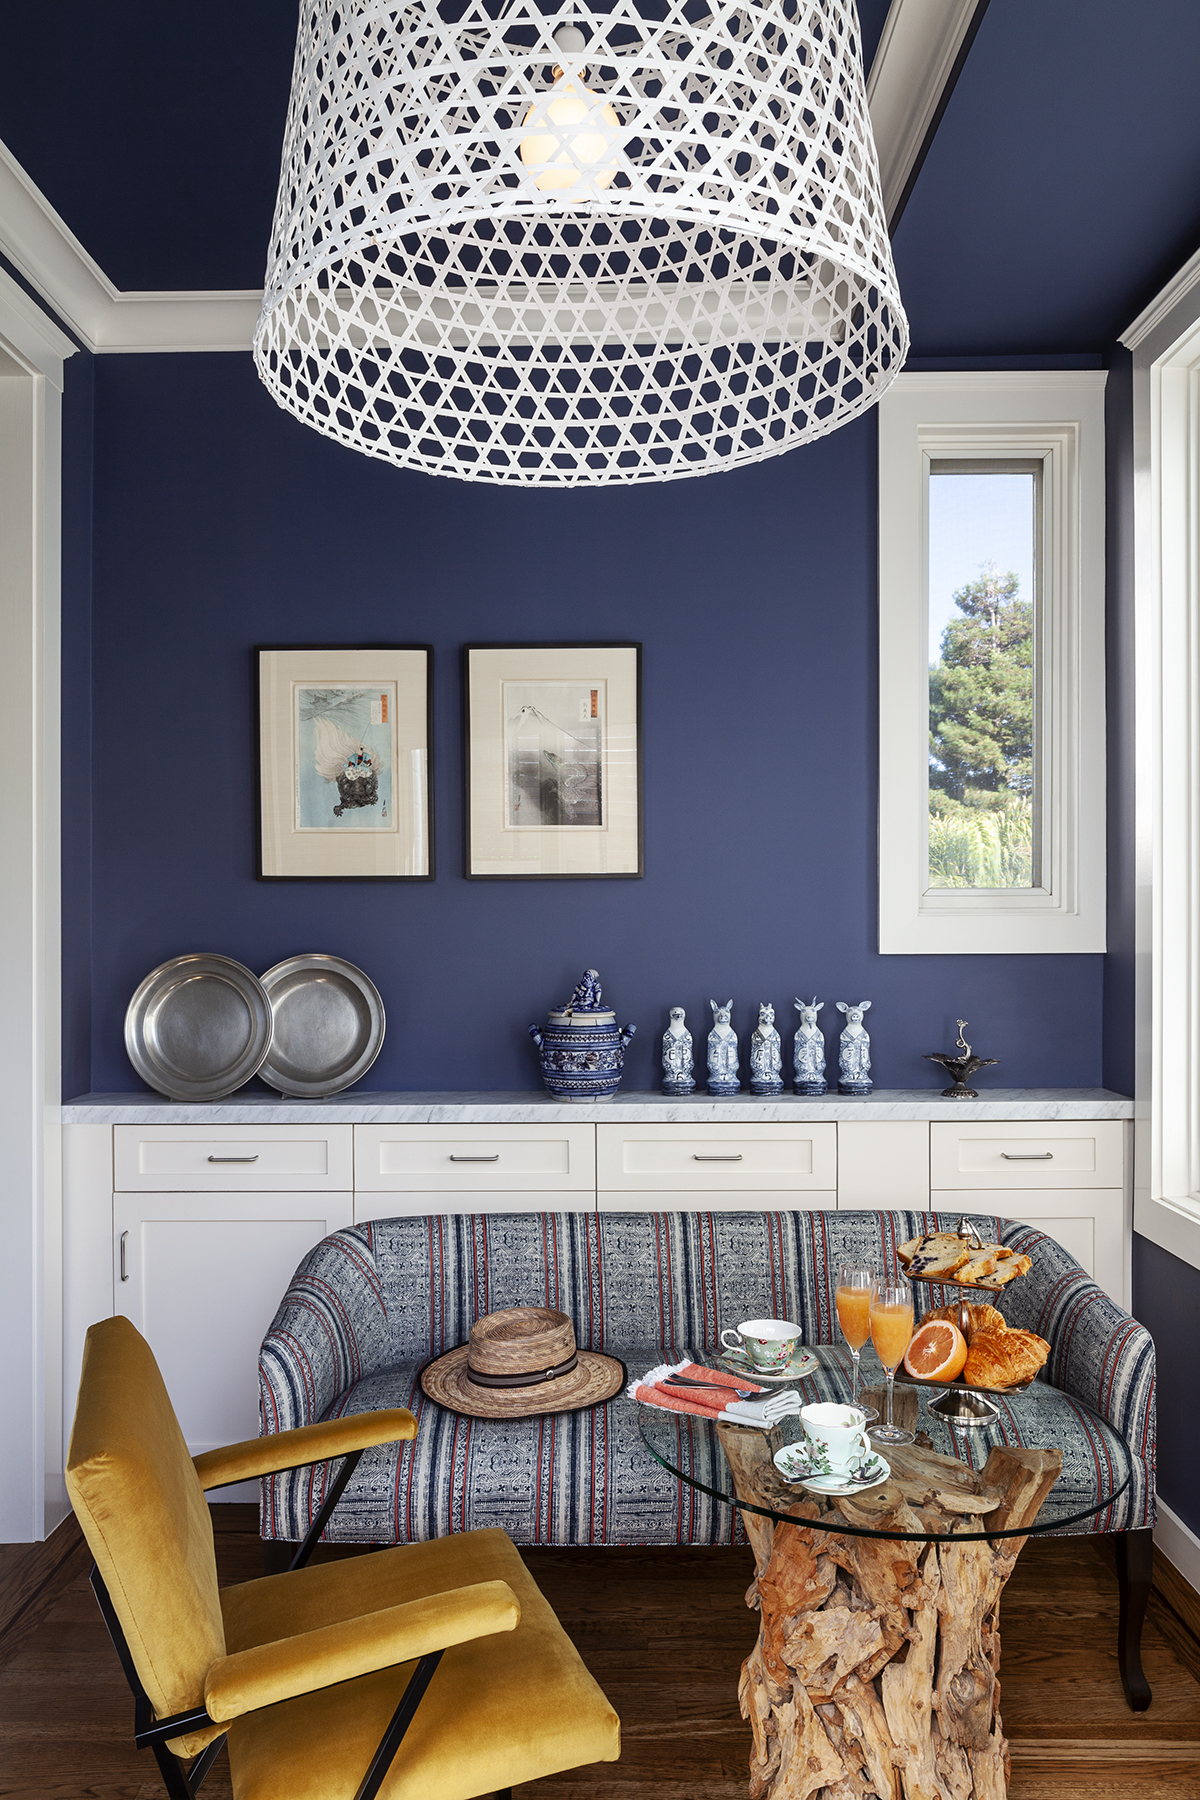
[869,1300,914,1372]
[835,1284,872,1350]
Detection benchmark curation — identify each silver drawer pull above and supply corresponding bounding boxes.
[1000,1152,1054,1161]
[450,1154,500,1162]
[119,1231,128,1282]
[208,1154,259,1163]
[693,1153,744,1162]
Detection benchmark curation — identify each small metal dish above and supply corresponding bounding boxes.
[258,954,385,1098]
[125,955,273,1101]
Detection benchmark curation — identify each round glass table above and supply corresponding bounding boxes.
[636,1347,1133,1797]
[637,1345,1131,1542]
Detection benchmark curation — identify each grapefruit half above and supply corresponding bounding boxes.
[902,1319,968,1383]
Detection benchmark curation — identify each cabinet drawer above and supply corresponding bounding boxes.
[930,1120,1124,1190]
[114,1124,353,1191]
[354,1124,596,1192]
[355,1190,596,1222]
[597,1123,836,1192]
[597,1189,837,1214]
[936,1189,1127,1306]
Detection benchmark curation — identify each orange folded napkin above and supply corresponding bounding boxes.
[631,1358,765,1418]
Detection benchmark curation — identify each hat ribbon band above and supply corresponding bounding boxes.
[465,1352,579,1389]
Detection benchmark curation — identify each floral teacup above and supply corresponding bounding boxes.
[799,1402,872,1476]
[720,1318,802,1372]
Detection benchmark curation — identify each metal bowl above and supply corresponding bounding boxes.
[257,954,385,1098]
[125,955,274,1101]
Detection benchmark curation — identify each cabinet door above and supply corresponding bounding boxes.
[837,1121,929,1208]
[931,1188,1127,1306]
[355,1190,596,1223]
[114,1192,352,1493]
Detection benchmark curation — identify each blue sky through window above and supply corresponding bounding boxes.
[928,470,1035,663]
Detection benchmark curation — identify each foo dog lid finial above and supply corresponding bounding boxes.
[548,968,616,1025]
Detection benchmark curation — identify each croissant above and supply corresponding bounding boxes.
[920,1301,1007,1338]
[963,1327,1050,1389]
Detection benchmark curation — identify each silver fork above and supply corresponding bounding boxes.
[663,1375,758,1398]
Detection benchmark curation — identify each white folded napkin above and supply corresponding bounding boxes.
[722,1391,802,1428]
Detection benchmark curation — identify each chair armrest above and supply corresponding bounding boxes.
[193,1410,416,1491]
[203,1580,520,1723]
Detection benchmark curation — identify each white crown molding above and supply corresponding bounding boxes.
[1120,243,1200,352]
[867,0,987,225]
[0,261,77,384]
[0,7,972,357]
[889,369,1109,392]
[0,136,261,354]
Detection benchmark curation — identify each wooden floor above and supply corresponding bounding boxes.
[2,1509,1199,1799]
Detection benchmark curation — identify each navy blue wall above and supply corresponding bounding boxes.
[73,352,1106,1096]
[1133,1235,1200,1534]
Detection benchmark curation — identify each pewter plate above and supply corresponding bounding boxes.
[258,954,385,1098]
[125,955,273,1101]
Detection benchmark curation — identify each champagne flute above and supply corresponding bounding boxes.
[834,1264,879,1421]
[868,1277,915,1445]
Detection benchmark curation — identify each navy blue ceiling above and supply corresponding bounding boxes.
[894,0,1200,354]
[0,1,889,293]
[2,2,1199,352]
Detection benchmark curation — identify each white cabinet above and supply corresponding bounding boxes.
[354,1123,595,1195]
[597,1122,836,1204]
[61,1110,1132,1489]
[930,1121,1128,1306]
[929,1120,1123,1189]
[114,1123,352,1191]
[836,1121,929,1207]
[113,1191,352,1492]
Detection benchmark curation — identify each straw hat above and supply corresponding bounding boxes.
[420,1307,625,1420]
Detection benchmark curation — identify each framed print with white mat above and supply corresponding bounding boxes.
[257,644,433,879]
[464,642,642,878]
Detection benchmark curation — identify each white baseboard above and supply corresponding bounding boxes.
[1154,1496,1200,1592]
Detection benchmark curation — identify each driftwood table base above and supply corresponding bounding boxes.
[716,1422,1062,1800]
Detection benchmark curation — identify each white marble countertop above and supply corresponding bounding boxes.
[62,1088,1135,1124]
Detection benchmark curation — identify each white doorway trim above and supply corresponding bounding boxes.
[1123,263,1200,1278]
[0,262,74,1540]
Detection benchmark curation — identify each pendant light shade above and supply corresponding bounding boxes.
[254,0,908,486]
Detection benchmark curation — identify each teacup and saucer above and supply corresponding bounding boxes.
[772,1401,891,1494]
[719,1319,817,1382]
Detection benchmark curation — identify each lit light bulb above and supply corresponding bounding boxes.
[520,25,620,194]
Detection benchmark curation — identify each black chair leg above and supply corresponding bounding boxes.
[1113,1526,1153,1711]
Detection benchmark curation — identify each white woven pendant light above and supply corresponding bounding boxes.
[254,0,908,486]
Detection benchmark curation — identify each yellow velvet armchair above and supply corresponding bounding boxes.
[66,1316,620,1800]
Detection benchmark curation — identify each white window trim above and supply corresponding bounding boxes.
[878,370,1107,954]
[1123,255,1200,1275]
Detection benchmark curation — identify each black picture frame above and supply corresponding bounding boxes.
[255,643,435,882]
[462,641,643,880]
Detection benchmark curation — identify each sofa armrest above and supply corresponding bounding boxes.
[194,1410,416,1491]
[258,1225,391,1436]
[203,1581,520,1723]
[998,1221,1156,1484]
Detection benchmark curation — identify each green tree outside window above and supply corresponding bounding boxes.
[928,560,1034,888]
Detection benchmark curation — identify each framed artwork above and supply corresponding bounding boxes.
[463,642,642,878]
[257,644,433,880]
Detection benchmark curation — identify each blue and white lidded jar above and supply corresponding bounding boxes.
[529,970,636,1102]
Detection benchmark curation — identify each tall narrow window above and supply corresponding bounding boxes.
[926,460,1040,891]
[877,372,1106,955]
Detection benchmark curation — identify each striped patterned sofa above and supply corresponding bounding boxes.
[258,1208,1154,1552]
